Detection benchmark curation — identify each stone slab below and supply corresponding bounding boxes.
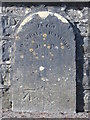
[11,11,76,113]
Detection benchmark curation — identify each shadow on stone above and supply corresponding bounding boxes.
[71,22,84,112]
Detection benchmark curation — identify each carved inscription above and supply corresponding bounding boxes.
[12,12,76,113]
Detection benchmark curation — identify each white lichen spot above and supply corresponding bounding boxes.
[69,68,71,71]
[41,77,49,82]
[58,78,61,81]
[41,77,45,81]
[65,77,69,81]
[49,68,51,71]
[20,55,24,59]
[35,56,39,60]
[46,79,49,81]
[84,73,86,76]
[60,42,63,45]
[66,77,69,80]
[6,61,11,64]
[39,66,45,71]
[41,55,45,58]
[43,38,46,41]
[53,84,56,86]
[20,85,23,88]
[61,7,66,11]
[77,10,83,18]
[51,101,55,104]
[55,46,58,49]
[25,8,30,14]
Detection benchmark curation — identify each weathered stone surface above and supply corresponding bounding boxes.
[0,90,2,119]
[11,11,76,113]
[0,43,1,65]
[1,3,89,115]
[0,3,87,120]
[0,0,89,2]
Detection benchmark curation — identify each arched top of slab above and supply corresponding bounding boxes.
[15,11,68,34]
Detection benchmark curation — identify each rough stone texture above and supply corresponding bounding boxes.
[0,2,89,118]
[0,90,2,119]
[0,0,90,2]
[0,3,2,119]
[11,10,76,113]
[1,110,89,118]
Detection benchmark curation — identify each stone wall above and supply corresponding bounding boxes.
[0,2,89,118]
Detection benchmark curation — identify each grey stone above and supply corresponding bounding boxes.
[84,90,90,111]
[0,41,1,62]
[2,40,11,62]
[2,89,10,109]
[0,15,2,38]
[0,90,2,109]
[0,0,89,2]
[11,11,76,113]
[0,90,2,119]
[0,2,2,14]
[1,4,89,114]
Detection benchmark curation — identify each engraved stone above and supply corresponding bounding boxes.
[11,11,76,113]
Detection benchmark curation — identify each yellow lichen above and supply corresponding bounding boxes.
[32,40,35,44]
[33,51,36,56]
[29,48,34,52]
[43,33,47,38]
[61,46,64,49]
[49,52,54,57]
[60,43,64,49]
[15,35,20,40]
[44,44,46,47]
[41,77,45,81]
[47,45,51,49]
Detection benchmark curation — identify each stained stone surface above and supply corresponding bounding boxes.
[10,11,76,113]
